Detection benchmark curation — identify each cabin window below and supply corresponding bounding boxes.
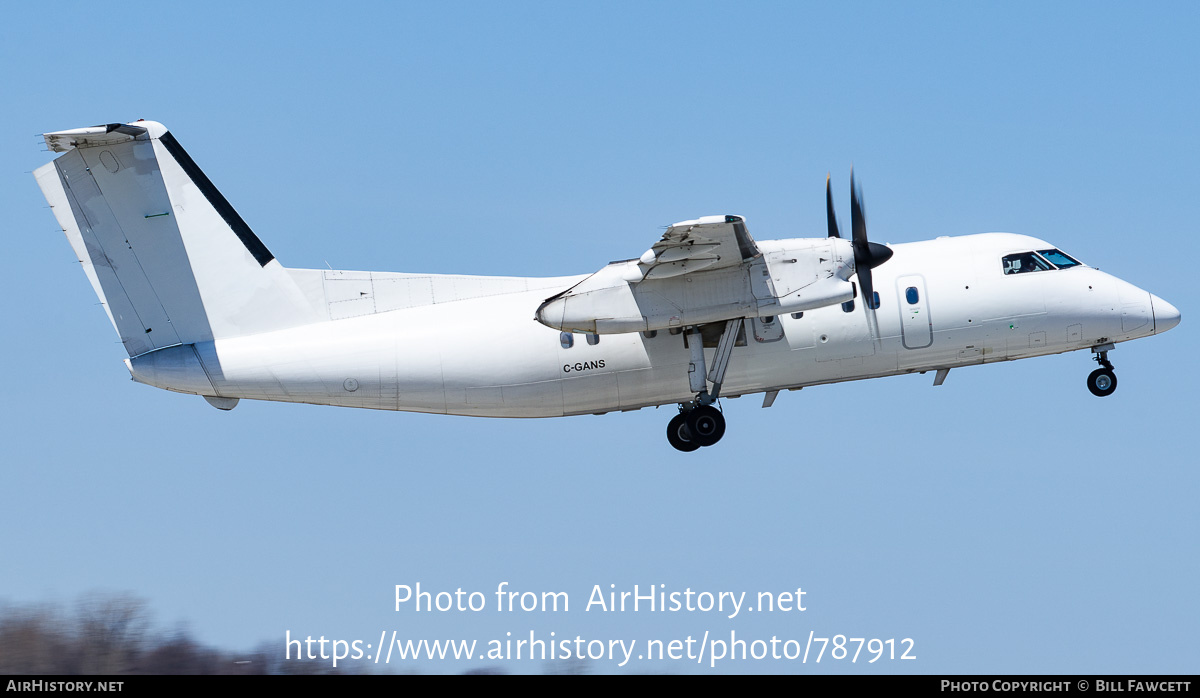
[642,330,657,339]
[1037,249,1082,269]
[867,292,881,309]
[790,312,804,320]
[560,332,574,349]
[1002,252,1053,275]
[586,333,600,346]
[906,286,919,304]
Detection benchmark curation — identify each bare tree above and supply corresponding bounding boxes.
[71,592,151,674]
[0,603,71,674]
[0,592,363,675]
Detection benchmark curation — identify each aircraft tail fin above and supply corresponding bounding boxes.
[35,121,320,356]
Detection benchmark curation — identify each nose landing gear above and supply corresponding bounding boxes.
[1087,344,1117,397]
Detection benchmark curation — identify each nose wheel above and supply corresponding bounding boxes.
[1087,347,1117,397]
[1087,367,1117,397]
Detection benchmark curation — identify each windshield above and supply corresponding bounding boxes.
[1037,248,1082,269]
[1002,252,1054,275]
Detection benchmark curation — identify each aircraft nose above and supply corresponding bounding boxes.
[1151,294,1181,334]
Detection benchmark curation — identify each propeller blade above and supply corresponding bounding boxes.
[858,268,875,311]
[858,269,883,348]
[850,169,866,249]
[848,169,893,274]
[845,169,893,347]
[826,174,841,239]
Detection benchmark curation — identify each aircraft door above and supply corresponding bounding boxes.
[897,275,933,349]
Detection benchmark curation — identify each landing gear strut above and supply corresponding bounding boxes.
[1087,345,1117,398]
[667,321,738,451]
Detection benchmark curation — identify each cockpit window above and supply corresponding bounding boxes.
[1037,249,1082,269]
[1002,252,1054,275]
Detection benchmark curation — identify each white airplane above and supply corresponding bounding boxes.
[35,120,1181,452]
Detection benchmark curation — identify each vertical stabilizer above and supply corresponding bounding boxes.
[35,121,320,356]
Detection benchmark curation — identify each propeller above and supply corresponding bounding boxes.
[826,174,841,239]
[826,170,893,343]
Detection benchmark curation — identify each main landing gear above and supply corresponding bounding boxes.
[1087,344,1118,398]
[667,320,739,452]
[667,405,726,452]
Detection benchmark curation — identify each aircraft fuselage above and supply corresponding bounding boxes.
[35,121,1178,449]
[125,232,1176,417]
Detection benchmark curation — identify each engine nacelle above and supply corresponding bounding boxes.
[536,237,858,334]
[754,238,857,315]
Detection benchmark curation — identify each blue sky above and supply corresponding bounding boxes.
[2,2,1196,673]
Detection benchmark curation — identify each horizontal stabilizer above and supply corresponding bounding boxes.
[44,123,149,152]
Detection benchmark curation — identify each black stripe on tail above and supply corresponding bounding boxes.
[158,131,275,267]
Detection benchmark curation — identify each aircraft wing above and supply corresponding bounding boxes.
[538,214,777,333]
[637,215,759,280]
